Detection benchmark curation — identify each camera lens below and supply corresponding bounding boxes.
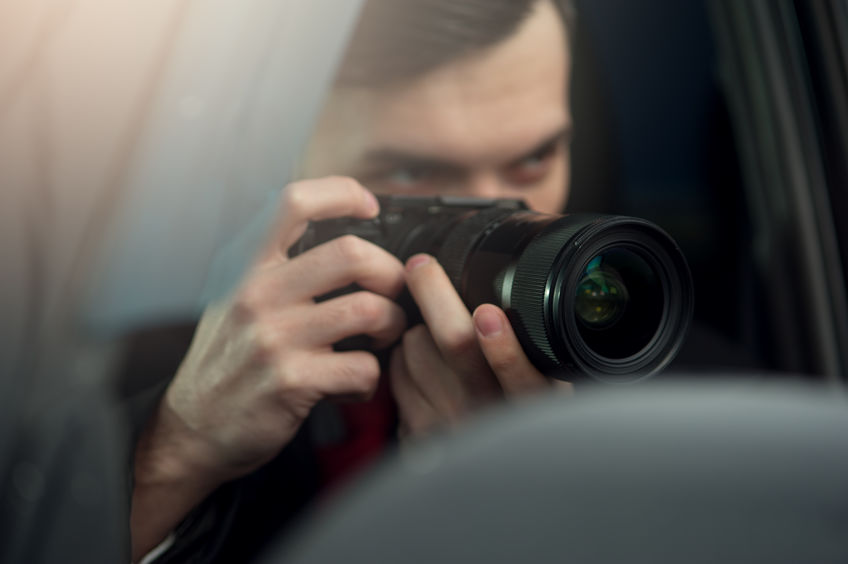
[444,211,693,382]
[574,255,630,330]
[571,247,664,362]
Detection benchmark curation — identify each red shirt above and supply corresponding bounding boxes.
[314,376,397,492]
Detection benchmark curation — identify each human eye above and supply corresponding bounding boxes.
[503,138,564,187]
[384,166,431,189]
[365,164,453,194]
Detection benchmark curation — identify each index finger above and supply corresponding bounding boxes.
[404,254,498,395]
[256,176,379,264]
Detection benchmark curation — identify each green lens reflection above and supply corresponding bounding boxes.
[575,255,630,329]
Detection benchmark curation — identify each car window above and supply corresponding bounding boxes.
[572,0,848,382]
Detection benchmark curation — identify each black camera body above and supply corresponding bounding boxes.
[292,195,693,383]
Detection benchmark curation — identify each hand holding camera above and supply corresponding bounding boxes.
[389,253,558,436]
[293,193,694,383]
[289,190,693,435]
[132,178,408,552]
[132,176,693,554]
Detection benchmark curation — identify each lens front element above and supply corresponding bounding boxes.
[569,245,666,367]
[575,255,630,330]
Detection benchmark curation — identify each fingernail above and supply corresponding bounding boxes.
[406,254,431,272]
[474,308,503,337]
[363,189,380,215]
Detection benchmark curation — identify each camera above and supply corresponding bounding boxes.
[291,196,693,383]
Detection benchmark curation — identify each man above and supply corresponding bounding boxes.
[131,0,575,560]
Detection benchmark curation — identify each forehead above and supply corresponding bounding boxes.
[308,0,570,171]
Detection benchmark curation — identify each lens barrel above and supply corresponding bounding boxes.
[433,209,693,383]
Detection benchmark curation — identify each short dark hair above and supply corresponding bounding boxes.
[336,0,575,87]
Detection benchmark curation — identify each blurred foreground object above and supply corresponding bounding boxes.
[272,381,848,564]
[1,0,363,345]
[1,0,363,561]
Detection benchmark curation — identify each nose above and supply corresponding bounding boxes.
[463,170,504,199]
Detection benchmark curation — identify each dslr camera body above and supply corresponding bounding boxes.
[292,195,693,383]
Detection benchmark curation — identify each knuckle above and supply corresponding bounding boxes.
[231,274,278,317]
[342,356,380,394]
[441,326,477,357]
[282,181,309,217]
[228,298,254,324]
[231,287,264,321]
[333,234,369,263]
[251,327,283,366]
[274,354,307,393]
[353,293,383,326]
[349,293,386,326]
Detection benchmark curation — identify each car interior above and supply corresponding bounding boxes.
[2,1,846,562]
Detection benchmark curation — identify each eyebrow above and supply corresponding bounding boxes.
[358,124,573,173]
[506,125,573,166]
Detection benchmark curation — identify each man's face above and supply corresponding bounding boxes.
[302,0,571,215]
